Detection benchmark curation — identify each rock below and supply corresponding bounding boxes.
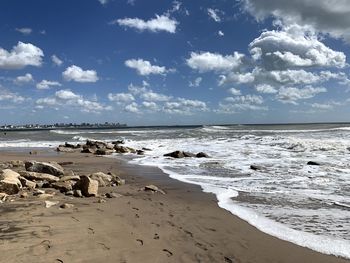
[81,147,96,154]
[73,189,83,198]
[0,193,8,201]
[144,185,165,194]
[136,150,145,155]
[142,147,152,151]
[105,143,115,150]
[57,147,77,153]
[105,192,122,198]
[65,190,74,196]
[78,176,99,197]
[90,172,113,187]
[60,175,80,182]
[45,200,59,208]
[19,171,60,183]
[64,142,78,148]
[164,151,195,158]
[33,189,46,196]
[10,160,24,167]
[38,193,54,199]
[0,169,22,195]
[25,161,64,177]
[196,152,209,158]
[114,145,129,153]
[60,203,74,209]
[112,140,125,145]
[126,147,136,154]
[250,165,264,171]
[307,161,320,166]
[86,140,107,149]
[19,176,36,189]
[98,198,106,203]
[95,148,114,155]
[58,161,74,166]
[51,181,75,193]
[20,192,29,198]
[107,172,125,186]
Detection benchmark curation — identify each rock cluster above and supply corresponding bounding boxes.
[164,151,209,158]
[0,160,125,201]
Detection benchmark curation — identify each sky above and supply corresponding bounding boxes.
[1,0,350,126]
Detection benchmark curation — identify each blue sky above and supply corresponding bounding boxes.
[1,0,350,125]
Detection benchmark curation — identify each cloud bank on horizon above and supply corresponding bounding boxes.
[0,0,350,125]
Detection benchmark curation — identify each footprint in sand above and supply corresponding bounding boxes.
[136,239,143,246]
[162,249,173,257]
[26,239,51,256]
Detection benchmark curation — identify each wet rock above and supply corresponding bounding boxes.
[136,150,145,155]
[25,161,64,177]
[73,189,83,198]
[142,147,152,151]
[58,161,74,166]
[144,185,165,194]
[105,143,115,150]
[78,176,98,197]
[164,151,195,158]
[126,147,136,154]
[19,176,36,189]
[60,203,74,209]
[19,171,60,183]
[90,172,113,187]
[307,161,320,166]
[95,148,114,155]
[250,165,264,171]
[0,169,22,195]
[196,152,209,158]
[112,140,124,145]
[81,147,96,154]
[114,145,129,153]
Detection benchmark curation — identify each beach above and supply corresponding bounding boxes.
[0,150,349,263]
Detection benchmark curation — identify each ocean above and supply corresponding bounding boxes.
[0,123,349,258]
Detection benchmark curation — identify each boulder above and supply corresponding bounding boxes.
[0,169,22,195]
[164,151,195,158]
[307,161,320,166]
[112,140,124,145]
[25,161,64,177]
[90,172,113,187]
[19,171,60,183]
[196,152,209,158]
[114,145,129,153]
[95,148,114,155]
[78,176,99,197]
[250,165,264,171]
[136,150,145,155]
[19,176,36,189]
[81,147,96,154]
[105,143,115,150]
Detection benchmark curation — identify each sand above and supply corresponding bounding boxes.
[0,150,349,263]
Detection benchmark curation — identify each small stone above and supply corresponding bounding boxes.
[144,185,166,194]
[33,189,45,196]
[20,192,29,198]
[65,190,74,196]
[98,198,106,203]
[60,203,74,209]
[45,200,59,208]
[105,192,122,198]
[73,189,83,198]
[38,193,54,199]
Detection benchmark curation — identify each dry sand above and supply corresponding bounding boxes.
[0,150,349,263]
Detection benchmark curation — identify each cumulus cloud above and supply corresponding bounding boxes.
[14,73,33,85]
[249,24,346,70]
[164,98,208,115]
[218,30,224,37]
[217,94,267,113]
[255,84,277,94]
[36,89,111,113]
[62,65,99,83]
[142,101,159,111]
[189,77,202,87]
[0,42,44,69]
[125,102,140,113]
[241,0,350,42]
[114,15,178,33]
[15,28,32,35]
[228,87,241,96]
[98,0,109,4]
[51,55,63,66]
[108,92,135,103]
[276,86,327,104]
[125,59,170,76]
[186,51,245,73]
[0,87,25,103]
[207,8,222,22]
[36,80,62,90]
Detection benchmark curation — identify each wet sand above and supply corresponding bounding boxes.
[0,150,349,263]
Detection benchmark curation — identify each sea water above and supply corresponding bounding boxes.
[0,123,349,258]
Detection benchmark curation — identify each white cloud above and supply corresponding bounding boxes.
[218,30,224,37]
[98,0,109,4]
[276,86,327,104]
[108,92,135,103]
[241,0,350,42]
[14,73,33,85]
[228,87,241,96]
[62,65,99,83]
[115,15,178,33]
[249,24,346,70]
[125,102,140,113]
[15,28,32,35]
[36,80,62,90]
[255,84,277,94]
[0,42,44,69]
[187,51,245,73]
[142,101,159,111]
[164,98,208,115]
[207,8,222,22]
[51,55,63,66]
[0,89,25,103]
[55,90,81,100]
[125,59,169,75]
[217,95,267,113]
[189,77,202,87]
[311,102,334,110]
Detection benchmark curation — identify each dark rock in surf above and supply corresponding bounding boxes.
[164,151,195,158]
[196,152,209,158]
[307,161,320,166]
[250,165,264,171]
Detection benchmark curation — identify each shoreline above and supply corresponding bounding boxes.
[0,149,349,262]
